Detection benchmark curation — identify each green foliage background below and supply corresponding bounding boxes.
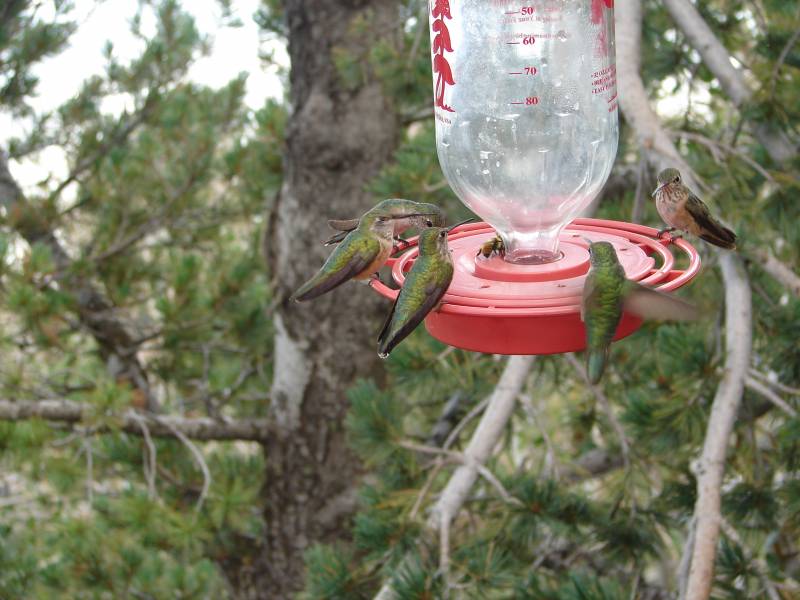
[1,0,799,598]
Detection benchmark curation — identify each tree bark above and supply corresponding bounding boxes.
[234,2,402,597]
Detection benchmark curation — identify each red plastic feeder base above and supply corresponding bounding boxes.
[370,219,701,355]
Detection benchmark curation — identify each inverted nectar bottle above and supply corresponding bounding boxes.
[430,0,619,264]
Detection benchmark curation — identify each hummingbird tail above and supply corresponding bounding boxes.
[586,349,608,385]
[291,275,335,302]
[377,337,395,359]
[699,226,737,250]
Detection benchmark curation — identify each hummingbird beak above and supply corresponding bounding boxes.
[446,218,474,233]
[652,182,666,197]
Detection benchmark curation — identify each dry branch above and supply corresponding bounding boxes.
[615,5,756,597]
[745,376,798,418]
[615,0,701,190]
[748,247,800,298]
[375,355,535,599]
[662,0,797,164]
[0,399,271,442]
[683,253,752,600]
[426,355,534,528]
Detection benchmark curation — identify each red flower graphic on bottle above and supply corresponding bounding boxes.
[591,0,614,57]
[432,0,455,113]
[591,0,614,24]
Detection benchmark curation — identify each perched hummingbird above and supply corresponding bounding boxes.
[581,241,700,384]
[293,212,407,302]
[324,198,444,246]
[652,168,737,250]
[377,219,472,358]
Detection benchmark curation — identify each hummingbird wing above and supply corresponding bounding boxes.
[293,233,383,302]
[377,259,453,357]
[685,193,737,249]
[322,230,349,246]
[328,218,360,232]
[622,281,700,322]
[580,270,598,322]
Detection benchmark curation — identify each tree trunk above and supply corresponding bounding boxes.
[233,1,402,597]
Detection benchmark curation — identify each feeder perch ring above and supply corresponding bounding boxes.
[369,218,701,355]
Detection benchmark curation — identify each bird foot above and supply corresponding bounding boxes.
[393,239,412,254]
[656,228,682,245]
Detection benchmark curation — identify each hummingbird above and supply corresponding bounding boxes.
[377,219,472,358]
[323,198,444,246]
[652,168,737,250]
[581,241,700,384]
[293,212,414,302]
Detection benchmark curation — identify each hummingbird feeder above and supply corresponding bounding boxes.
[370,0,700,355]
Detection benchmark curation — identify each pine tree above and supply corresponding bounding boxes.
[0,1,798,598]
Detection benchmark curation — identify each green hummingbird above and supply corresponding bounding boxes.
[293,212,413,302]
[652,168,737,250]
[581,241,700,384]
[377,219,472,358]
[324,198,444,246]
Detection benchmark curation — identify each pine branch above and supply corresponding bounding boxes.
[51,92,157,204]
[683,253,752,600]
[720,518,782,600]
[662,0,797,164]
[564,353,631,468]
[0,150,159,411]
[0,399,271,442]
[375,355,535,599]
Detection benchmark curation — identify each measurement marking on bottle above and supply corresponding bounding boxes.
[510,96,540,106]
[506,41,520,45]
[508,67,538,76]
[504,10,520,15]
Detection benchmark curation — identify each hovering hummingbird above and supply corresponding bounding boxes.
[377,219,472,358]
[324,198,444,246]
[652,168,737,250]
[581,241,700,384]
[293,212,419,302]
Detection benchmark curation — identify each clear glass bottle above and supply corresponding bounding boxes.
[430,0,618,264]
